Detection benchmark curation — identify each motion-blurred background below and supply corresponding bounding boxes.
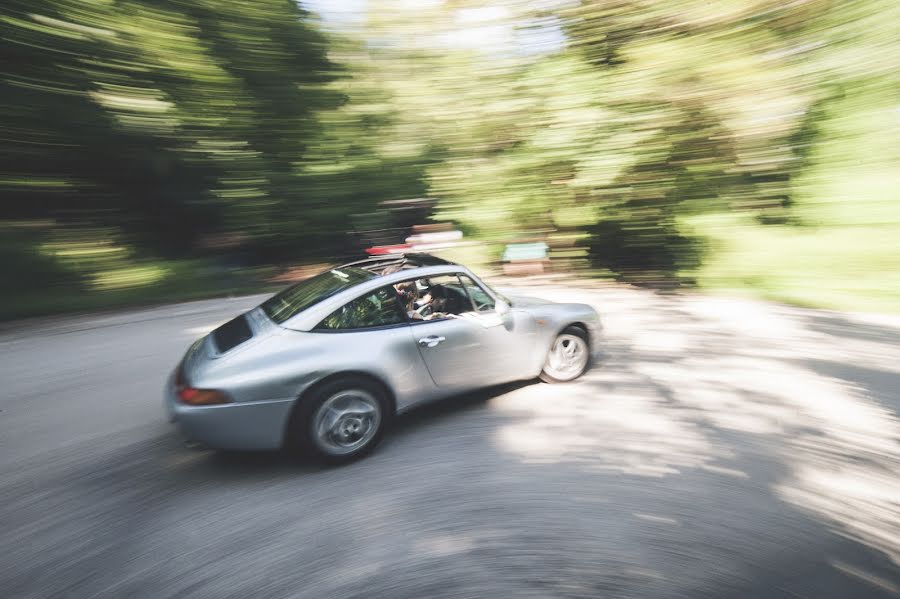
[2,0,898,320]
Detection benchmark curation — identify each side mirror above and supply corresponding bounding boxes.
[495,299,510,315]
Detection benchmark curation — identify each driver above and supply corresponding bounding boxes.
[420,285,447,319]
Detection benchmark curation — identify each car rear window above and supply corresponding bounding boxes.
[261,267,374,325]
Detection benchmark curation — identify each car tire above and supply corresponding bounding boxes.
[539,325,590,383]
[289,376,390,464]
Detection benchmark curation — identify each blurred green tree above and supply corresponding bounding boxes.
[1,0,337,262]
[2,0,898,315]
[351,0,897,284]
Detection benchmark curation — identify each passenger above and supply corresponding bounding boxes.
[395,281,424,320]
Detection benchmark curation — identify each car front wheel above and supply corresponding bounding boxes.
[540,326,590,383]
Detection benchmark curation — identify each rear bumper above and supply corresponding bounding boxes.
[164,372,295,450]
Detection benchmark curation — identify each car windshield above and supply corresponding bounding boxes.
[478,278,512,306]
[261,267,374,324]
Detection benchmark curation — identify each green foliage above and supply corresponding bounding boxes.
[587,219,704,284]
[0,228,84,292]
[353,0,899,296]
[1,0,337,259]
[2,0,899,316]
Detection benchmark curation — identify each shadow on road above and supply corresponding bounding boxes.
[167,380,538,480]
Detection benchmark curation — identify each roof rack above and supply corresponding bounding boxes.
[404,252,456,266]
[340,253,456,272]
[339,255,406,269]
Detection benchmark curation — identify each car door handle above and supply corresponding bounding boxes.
[418,335,446,348]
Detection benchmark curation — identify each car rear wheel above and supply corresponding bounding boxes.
[540,326,590,383]
[290,376,389,464]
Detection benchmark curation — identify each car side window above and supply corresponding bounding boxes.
[316,286,406,331]
[458,275,495,312]
[395,274,476,322]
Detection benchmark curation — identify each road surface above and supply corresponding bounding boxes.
[1,282,898,598]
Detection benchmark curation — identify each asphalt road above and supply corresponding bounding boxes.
[1,282,898,598]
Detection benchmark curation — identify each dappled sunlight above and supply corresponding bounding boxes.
[640,354,900,565]
[493,372,715,476]
[637,356,896,444]
[495,284,900,565]
[780,461,900,566]
[682,296,900,373]
[3,0,899,594]
[92,264,169,291]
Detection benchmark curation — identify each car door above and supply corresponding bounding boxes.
[455,273,537,382]
[409,274,535,388]
[313,284,438,409]
[408,316,494,389]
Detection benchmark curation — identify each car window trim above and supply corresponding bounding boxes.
[311,321,410,334]
[456,274,479,312]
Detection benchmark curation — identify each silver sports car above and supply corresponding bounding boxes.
[165,253,601,463]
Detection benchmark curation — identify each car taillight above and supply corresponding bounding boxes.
[177,387,231,406]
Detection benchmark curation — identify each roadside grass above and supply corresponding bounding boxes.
[687,214,900,314]
[0,260,279,322]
